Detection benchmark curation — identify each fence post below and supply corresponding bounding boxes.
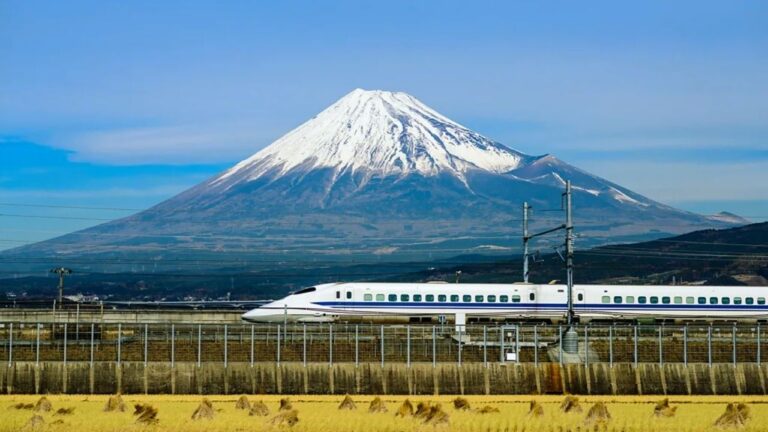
[63,323,67,365]
[633,325,638,367]
[8,323,12,365]
[90,323,95,366]
[758,324,762,366]
[708,325,712,367]
[515,324,520,364]
[732,324,737,366]
[558,325,563,365]
[432,326,436,368]
[380,325,385,368]
[117,323,121,365]
[303,324,308,367]
[458,325,462,367]
[250,325,255,367]
[584,325,589,368]
[329,324,333,367]
[276,324,280,368]
[143,323,148,366]
[354,325,358,367]
[499,325,504,362]
[482,325,487,368]
[197,324,201,368]
[609,325,613,367]
[683,325,688,366]
[171,324,175,368]
[406,325,411,368]
[659,326,663,366]
[534,325,539,366]
[35,323,40,366]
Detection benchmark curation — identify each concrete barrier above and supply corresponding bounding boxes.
[1,362,765,395]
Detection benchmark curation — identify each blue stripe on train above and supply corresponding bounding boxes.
[314,301,768,311]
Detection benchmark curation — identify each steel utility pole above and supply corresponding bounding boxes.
[564,180,574,325]
[523,202,530,283]
[50,267,73,309]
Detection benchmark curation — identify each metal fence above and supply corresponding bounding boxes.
[0,322,764,366]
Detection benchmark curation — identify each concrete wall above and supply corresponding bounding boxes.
[1,362,766,395]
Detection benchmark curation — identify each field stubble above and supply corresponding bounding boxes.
[2,395,768,432]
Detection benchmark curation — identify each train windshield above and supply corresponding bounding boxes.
[293,287,317,295]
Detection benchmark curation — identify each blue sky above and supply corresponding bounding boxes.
[1,1,767,249]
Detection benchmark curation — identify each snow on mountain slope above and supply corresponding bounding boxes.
[212,89,530,189]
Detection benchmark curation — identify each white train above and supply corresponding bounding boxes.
[241,282,768,325]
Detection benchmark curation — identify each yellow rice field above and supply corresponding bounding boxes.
[2,394,767,432]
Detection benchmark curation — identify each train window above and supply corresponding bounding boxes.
[401,294,409,302]
[426,294,435,302]
[734,297,742,305]
[413,294,422,302]
[710,297,718,304]
[746,297,754,305]
[438,295,447,302]
[376,294,385,301]
[388,294,397,302]
[638,296,647,304]
[364,294,373,301]
[760,298,766,305]
[512,295,521,303]
[529,293,536,301]
[614,296,622,304]
[722,297,730,305]
[336,291,341,299]
[662,297,670,304]
[475,295,484,302]
[294,287,317,295]
[463,295,471,302]
[650,296,659,304]
[602,296,610,304]
[500,295,509,302]
[488,295,496,303]
[674,297,682,304]
[626,296,635,303]
[450,294,459,302]
[346,292,352,299]
[698,297,706,304]
[686,297,694,304]
[577,293,584,301]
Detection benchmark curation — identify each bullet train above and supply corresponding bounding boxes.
[241,282,768,324]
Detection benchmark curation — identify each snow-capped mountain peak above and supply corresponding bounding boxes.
[213,89,529,187]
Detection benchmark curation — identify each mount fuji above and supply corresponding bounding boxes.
[5,89,741,270]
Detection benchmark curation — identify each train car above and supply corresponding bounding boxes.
[241,282,768,325]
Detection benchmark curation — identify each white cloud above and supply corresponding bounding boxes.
[57,122,287,165]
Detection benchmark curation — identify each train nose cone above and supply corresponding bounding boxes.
[242,307,272,322]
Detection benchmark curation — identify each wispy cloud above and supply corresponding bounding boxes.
[56,122,286,165]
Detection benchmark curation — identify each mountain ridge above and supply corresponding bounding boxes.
[1,89,740,269]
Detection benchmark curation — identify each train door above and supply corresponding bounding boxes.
[527,286,538,307]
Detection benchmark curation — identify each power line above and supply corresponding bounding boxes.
[0,202,143,211]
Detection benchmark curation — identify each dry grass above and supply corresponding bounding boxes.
[560,395,583,413]
[103,394,125,412]
[368,397,387,413]
[249,400,270,416]
[1,395,768,432]
[453,397,470,410]
[338,395,357,410]
[654,398,677,417]
[190,398,214,420]
[395,399,414,417]
[528,400,544,417]
[235,395,250,410]
[33,397,51,413]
